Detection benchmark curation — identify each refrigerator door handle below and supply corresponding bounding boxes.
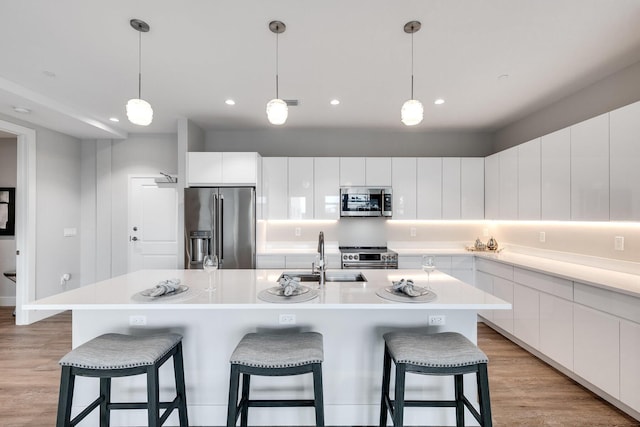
[218,194,224,263]
[212,192,218,258]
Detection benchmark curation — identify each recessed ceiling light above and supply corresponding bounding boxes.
[330,99,340,106]
[109,117,120,122]
[13,106,31,114]
[434,98,445,105]
[225,99,236,106]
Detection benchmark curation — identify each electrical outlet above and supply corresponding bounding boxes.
[539,231,546,243]
[410,227,417,237]
[129,315,147,326]
[615,236,624,251]
[279,314,296,325]
[428,315,446,326]
[294,227,301,237]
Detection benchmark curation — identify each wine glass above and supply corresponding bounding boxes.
[203,254,218,292]
[422,255,436,285]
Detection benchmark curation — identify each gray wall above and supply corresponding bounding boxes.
[206,129,494,157]
[494,59,640,151]
[0,137,17,302]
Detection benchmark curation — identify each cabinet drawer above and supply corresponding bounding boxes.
[451,256,474,270]
[475,258,514,280]
[513,267,573,300]
[574,282,640,323]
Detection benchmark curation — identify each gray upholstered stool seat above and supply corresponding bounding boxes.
[380,331,493,427]
[227,331,325,427]
[56,333,188,427]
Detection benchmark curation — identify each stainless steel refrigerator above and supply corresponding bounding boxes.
[184,187,256,269]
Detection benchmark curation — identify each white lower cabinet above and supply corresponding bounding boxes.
[574,304,620,399]
[475,271,494,321]
[513,283,539,349]
[539,292,573,370]
[492,277,514,333]
[620,319,640,412]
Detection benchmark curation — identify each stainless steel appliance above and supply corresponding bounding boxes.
[184,187,256,269]
[340,246,398,269]
[340,187,392,217]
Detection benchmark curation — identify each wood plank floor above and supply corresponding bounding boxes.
[0,307,638,426]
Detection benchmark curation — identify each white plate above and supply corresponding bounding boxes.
[375,287,437,303]
[266,285,311,297]
[134,285,190,300]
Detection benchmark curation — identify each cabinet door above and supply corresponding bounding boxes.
[417,157,442,219]
[539,293,573,370]
[610,100,640,220]
[518,139,541,220]
[262,157,288,219]
[461,158,484,219]
[492,277,514,333]
[222,152,258,184]
[314,157,340,219]
[442,158,461,219]
[499,147,518,219]
[574,304,619,398]
[620,319,640,412]
[392,158,417,219]
[474,271,494,321]
[541,128,571,220]
[187,152,222,185]
[513,283,539,349]
[288,158,314,219]
[571,113,610,221]
[340,157,365,186]
[365,157,392,186]
[484,153,500,219]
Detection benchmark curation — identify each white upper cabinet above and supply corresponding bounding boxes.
[187,152,260,186]
[610,100,640,221]
[261,157,288,220]
[365,157,392,187]
[571,113,610,221]
[288,158,314,220]
[339,157,365,186]
[391,158,417,219]
[314,157,340,219]
[518,138,541,220]
[461,158,485,219]
[541,128,571,220]
[484,153,500,219]
[499,147,519,219]
[417,157,443,219]
[442,158,461,219]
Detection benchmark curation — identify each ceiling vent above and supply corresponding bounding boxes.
[284,100,299,106]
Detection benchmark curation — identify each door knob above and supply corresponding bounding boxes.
[131,236,138,241]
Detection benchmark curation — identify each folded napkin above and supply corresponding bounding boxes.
[391,278,423,297]
[145,278,181,297]
[278,274,301,296]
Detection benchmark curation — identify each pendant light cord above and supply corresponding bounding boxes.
[275,28,280,99]
[138,30,142,99]
[410,28,414,99]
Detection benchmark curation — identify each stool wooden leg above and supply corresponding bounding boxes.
[379,345,392,427]
[172,343,189,426]
[56,366,75,427]
[312,363,325,427]
[226,365,240,427]
[240,373,250,427]
[454,374,465,427]
[477,364,493,427]
[99,377,111,426]
[393,363,406,427]
[147,365,160,427]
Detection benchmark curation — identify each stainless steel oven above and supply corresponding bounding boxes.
[340,246,398,269]
[340,187,392,217]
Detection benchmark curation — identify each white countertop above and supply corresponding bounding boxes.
[24,268,509,311]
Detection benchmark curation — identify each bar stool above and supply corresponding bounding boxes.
[380,331,492,427]
[56,333,189,427]
[226,331,324,427]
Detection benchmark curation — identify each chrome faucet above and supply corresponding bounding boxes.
[314,231,326,286]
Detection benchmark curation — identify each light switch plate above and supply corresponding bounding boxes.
[539,231,546,243]
[615,236,624,251]
[63,227,77,237]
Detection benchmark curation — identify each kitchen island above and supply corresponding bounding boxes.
[26,268,509,426]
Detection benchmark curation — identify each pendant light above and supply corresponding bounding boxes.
[126,19,153,126]
[266,21,288,125]
[401,21,424,126]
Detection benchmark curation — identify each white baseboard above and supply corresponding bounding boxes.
[0,296,16,306]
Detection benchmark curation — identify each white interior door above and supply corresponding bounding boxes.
[128,177,178,272]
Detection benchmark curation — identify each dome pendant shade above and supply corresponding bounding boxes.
[401,99,424,126]
[266,98,288,125]
[126,98,154,126]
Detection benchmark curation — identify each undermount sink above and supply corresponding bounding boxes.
[277,271,367,283]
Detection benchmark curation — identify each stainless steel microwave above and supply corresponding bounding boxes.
[340,187,392,217]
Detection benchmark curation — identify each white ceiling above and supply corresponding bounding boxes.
[1,0,640,139]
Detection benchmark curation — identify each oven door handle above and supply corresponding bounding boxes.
[342,261,397,269]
